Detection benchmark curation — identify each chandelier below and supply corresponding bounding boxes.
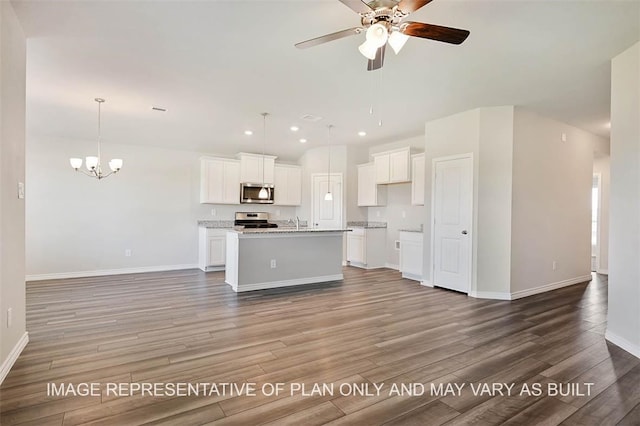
[69,98,123,179]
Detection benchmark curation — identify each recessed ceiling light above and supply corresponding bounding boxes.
[244,130,253,136]
[358,131,367,137]
[290,126,299,132]
[299,138,307,143]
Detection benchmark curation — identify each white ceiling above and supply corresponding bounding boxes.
[13,0,639,161]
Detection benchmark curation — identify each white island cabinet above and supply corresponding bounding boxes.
[225,228,350,292]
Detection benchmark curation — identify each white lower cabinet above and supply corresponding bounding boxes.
[346,227,386,269]
[198,228,227,271]
[399,231,424,281]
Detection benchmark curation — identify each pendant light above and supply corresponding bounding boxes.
[324,124,333,201]
[258,112,269,199]
[69,98,123,180]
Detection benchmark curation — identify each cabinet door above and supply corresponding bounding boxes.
[400,240,423,276]
[274,166,289,205]
[208,236,226,266]
[347,233,365,264]
[374,154,390,184]
[389,149,410,183]
[240,155,262,183]
[411,154,425,205]
[201,158,224,203]
[223,160,240,204]
[274,165,301,206]
[263,157,275,185]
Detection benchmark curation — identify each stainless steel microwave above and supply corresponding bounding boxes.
[240,183,274,204]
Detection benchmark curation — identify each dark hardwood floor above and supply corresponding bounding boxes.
[1,268,638,425]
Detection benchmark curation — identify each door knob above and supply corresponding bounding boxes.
[461,230,468,235]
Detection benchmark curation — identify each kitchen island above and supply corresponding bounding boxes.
[225,228,350,292]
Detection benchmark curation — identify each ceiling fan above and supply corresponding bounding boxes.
[295,0,470,71]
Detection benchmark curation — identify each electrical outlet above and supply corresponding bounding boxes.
[401,210,406,219]
[552,261,557,271]
[275,210,280,217]
[211,208,217,217]
[125,249,132,257]
[395,240,400,250]
[561,133,567,142]
[7,308,12,328]
[376,211,381,218]
[270,259,277,269]
[18,182,25,199]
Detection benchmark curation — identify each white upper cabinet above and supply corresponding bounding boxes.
[274,164,302,206]
[372,147,411,184]
[237,152,276,184]
[411,153,425,206]
[358,163,386,207]
[200,157,241,204]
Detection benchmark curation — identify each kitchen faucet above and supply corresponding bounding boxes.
[296,216,300,230]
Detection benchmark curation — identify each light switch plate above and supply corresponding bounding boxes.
[18,182,25,199]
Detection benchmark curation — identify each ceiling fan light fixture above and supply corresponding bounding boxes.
[358,40,378,60]
[388,31,409,54]
[366,23,388,48]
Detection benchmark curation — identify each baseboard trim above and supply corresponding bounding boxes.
[605,330,640,359]
[469,291,512,300]
[597,268,609,275]
[231,274,344,293]
[0,332,29,385]
[26,264,200,281]
[510,275,593,300]
[385,263,400,271]
[420,280,433,288]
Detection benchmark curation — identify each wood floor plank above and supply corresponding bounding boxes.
[0,269,630,425]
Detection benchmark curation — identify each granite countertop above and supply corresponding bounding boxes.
[346,221,387,229]
[198,220,234,228]
[198,219,309,229]
[231,228,351,235]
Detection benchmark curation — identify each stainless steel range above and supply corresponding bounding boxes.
[234,212,278,229]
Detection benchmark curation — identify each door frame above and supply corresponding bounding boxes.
[310,172,344,229]
[592,172,602,273]
[430,153,474,294]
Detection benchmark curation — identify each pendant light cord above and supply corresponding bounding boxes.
[261,113,268,187]
[327,124,332,186]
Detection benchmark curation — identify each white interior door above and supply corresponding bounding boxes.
[432,155,473,293]
[312,173,343,229]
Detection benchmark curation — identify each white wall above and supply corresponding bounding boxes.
[422,106,603,298]
[476,107,515,296]
[0,0,27,378]
[366,135,425,268]
[368,183,424,268]
[26,136,296,278]
[607,42,640,358]
[510,108,598,294]
[593,155,610,273]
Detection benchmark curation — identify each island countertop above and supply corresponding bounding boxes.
[230,228,350,235]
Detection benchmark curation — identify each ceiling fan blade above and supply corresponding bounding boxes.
[402,21,470,45]
[339,0,373,14]
[295,27,364,49]
[367,44,386,71]
[397,0,435,14]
